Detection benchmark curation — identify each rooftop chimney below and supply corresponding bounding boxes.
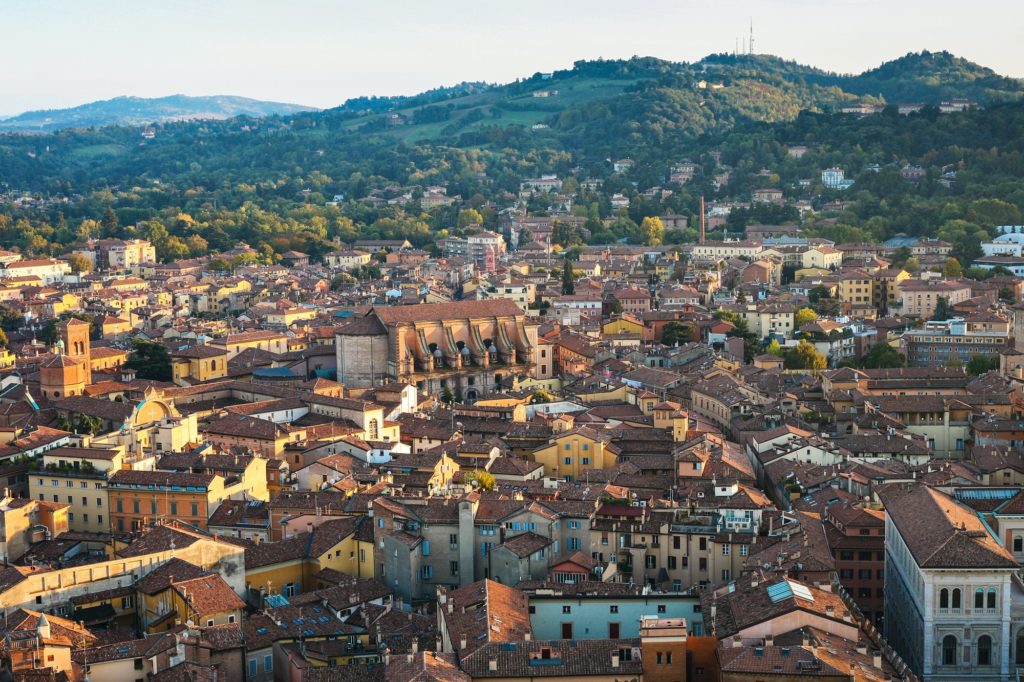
[459,635,467,650]
[611,653,620,668]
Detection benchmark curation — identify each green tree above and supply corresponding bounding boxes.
[125,340,172,381]
[904,256,921,273]
[933,296,952,321]
[457,208,484,229]
[67,253,92,274]
[640,216,665,246]
[661,321,694,346]
[75,414,103,436]
[890,246,912,269]
[795,307,818,328]
[101,207,119,237]
[440,386,454,404]
[966,355,999,376]
[467,470,496,491]
[561,258,575,295]
[784,339,827,371]
[942,257,963,278]
[765,339,784,357]
[861,343,905,369]
[529,390,553,404]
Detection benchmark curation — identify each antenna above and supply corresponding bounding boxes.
[750,18,754,55]
[699,196,706,245]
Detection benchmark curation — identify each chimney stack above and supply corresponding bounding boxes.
[611,653,620,668]
[459,635,467,651]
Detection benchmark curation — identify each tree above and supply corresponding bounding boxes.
[125,340,172,382]
[765,339,784,357]
[467,470,496,491]
[735,288,747,305]
[561,258,575,295]
[966,354,999,376]
[457,208,484,229]
[529,390,553,404]
[933,296,952,321]
[861,343,905,369]
[67,253,92,274]
[101,207,118,237]
[209,258,230,273]
[795,307,818,328]
[784,340,827,371]
[661,321,694,346]
[75,414,103,436]
[904,256,921,273]
[890,246,912,269]
[640,216,665,246]
[942,257,963,278]
[440,386,454,404]
[943,357,964,369]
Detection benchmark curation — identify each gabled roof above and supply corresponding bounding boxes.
[878,483,1018,569]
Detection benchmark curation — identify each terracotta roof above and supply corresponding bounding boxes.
[878,483,1018,569]
[373,299,523,325]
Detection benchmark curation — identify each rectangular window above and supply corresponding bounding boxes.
[191,503,198,516]
[264,655,272,673]
[422,540,430,556]
[170,501,177,515]
[132,500,139,514]
[450,561,459,576]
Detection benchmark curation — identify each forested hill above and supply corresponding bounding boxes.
[0,95,316,133]
[1,51,1023,267]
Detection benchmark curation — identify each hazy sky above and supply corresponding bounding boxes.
[3,0,1022,115]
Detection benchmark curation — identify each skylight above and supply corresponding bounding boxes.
[767,579,814,603]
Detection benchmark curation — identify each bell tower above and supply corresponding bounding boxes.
[57,318,92,385]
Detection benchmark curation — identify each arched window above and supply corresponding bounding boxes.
[976,588,985,609]
[940,589,949,609]
[978,635,993,666]
[942,635,958,666]
[952,588,962,610]
[368,418,379,440]
[988,588,997,609]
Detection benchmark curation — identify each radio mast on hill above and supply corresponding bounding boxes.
[749,18,754,55]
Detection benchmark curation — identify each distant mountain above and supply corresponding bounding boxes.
[0,94,317,132]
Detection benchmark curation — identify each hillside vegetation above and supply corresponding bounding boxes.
[0,51,1022,267]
